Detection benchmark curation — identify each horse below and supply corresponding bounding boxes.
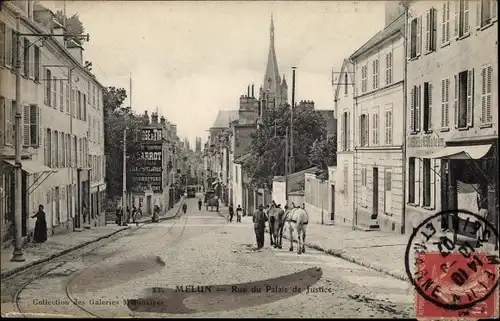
[268,205,286,249]
[284,206,309,254]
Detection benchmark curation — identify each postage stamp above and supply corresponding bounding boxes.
[405,209,499,318]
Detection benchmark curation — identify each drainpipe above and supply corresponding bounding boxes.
[401,4,409,235]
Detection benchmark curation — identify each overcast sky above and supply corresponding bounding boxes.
[43,1,385,147]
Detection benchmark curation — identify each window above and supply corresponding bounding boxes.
[45,129,51,166]
[372,108,379,145]
[384,169,392,214]
[344,73,348,96]
[77,91,82,119]
[372,59,379,90]
[410,85,422,133]
[360,114,369,147]
[409,16,422,59]
[423,82,433,132]
[385,52,393,85]
[2,98,14,145]
[422,158,433,207]
[385,108,393,145]
[425,8,437,52]
[83,94,87,121]
[0,23,5,67]
[54,130,59,167]
[59,80,64,111]
[54,187,60,225]
[71,88,76,117]
[454,70,473,129]
[481,65,493,125]
[477,0,498,28]
[73,136,78,167]
[34,45,40,81]
[52,76,57,109]
[440,78,450,128]
[23,38,30,76]
[441,1,451,44]
[65,82,70,113]
[66,134,71,167]
[44,69,52,106]
[343,163,348,205]
[455,0,470,38]
[4,26,13,68]
[361,65,367,93]
[22,104,40,147]
[408,157,415,203]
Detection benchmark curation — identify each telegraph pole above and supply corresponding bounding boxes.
[290,67,296,173]
[284,126,289,204]
[12,13,24,262]
[122,128,127,224]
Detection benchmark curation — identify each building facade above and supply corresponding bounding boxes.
[350,14,406,233]
[0,1,106,246]
[404,0,498,239]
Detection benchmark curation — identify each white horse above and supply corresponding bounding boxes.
[284,207,309,254]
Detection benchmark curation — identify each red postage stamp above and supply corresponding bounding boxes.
[414,251,498,318]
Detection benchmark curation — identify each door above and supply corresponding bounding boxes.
[372,167,378,219]
[147,196,152,215]
[22,172,27,236]
[330,185,335,221]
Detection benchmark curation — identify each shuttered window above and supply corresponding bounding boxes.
[65,82,70,113]
[23,105,30,146]
[442,1,451,44]
[372,107,379,146]
[425,8,437,52]
[2,98,14,145]
[361,65,367,93]
[441,78,450,128]
[60,80,64,111]
[385,52,392,85]
[0,22,5,66]
[44,69,52,106]
[385,109,393,145]
[52,76,58,109]
[481,65,493,124]
[34,45,40,81]
[477,0,498,28]
[5,26,13,68]
[455,0,470,38]
[372,59,379,90]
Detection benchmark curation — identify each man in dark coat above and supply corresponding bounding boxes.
[253,204,267,250]
[116,206,123,226]
[228,203,234,222]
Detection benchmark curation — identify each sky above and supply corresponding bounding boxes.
[42,0,386,148]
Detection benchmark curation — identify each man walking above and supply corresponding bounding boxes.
[115,206,123,226]
[267,202,277,246]
[253,204,267,250]
[236,205,243,222]
[228,203,234,222]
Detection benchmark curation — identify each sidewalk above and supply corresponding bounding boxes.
[1,200,184,279]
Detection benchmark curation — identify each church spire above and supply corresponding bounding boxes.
[263,13,281,96]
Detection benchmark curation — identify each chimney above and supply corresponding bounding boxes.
[52,19,66,47]
[28,0,34,20]
[247,85,250,97]
[160,116,166,125]
[33,3,55,32]
[252,84,254,97]
[151,112,159,124]
[66,39,84,65]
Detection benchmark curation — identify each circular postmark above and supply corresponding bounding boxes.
[404,209,499,311]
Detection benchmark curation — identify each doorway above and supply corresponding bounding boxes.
[22,172,27,236]
[330,185,335,221]
[372,167,379,219]
[147,195,152,215]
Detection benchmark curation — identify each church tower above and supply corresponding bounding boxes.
[260,14,288,109]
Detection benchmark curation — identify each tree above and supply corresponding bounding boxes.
[103,87,143,198]
[54,10,86,44]
[310,134,337,180]
[243,104,327,189]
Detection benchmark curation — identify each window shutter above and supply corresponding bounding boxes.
[492,0,498,21]
[19,36,24,74]
[5,27,12,68]
[340,114,345,150]
[477,0,482,29]
[481,67,487,123]
[454,75,459,127]
[52,76,57,109]
[464,0,470,34]
[416,16,422,56]
[415,85,421,132]
[426,10,431,52]
[0,97,4,144]
[445,78,450,126]
[410,87,415,132]
[415,158,421,206]
[4,99,11,145]
[442,2,447,44]
[441,79,446,127]
[60,80,64,111]
[407,21,412,59]
[365,115,369,146]
[428,82,433,129]
[431,8,437,50]
[0,23,5,66]
[372,114,376,145]
[23,105,30,146]
[430,159,436,208]
[30,105,39,147]
[486,66,492,123]
[454,0,459,38]
[466,69,474,127]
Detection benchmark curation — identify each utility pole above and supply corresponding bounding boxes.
[284,126,289,205]
[122,128,127,224]
[290,67,296,174]
[12,13,24,262]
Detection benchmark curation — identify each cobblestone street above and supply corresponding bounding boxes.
[1,197,414,318]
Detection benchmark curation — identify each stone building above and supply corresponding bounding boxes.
[404,0,498,240]
[0,1,106,246]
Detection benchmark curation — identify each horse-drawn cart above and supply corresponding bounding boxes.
[204,189,219,212]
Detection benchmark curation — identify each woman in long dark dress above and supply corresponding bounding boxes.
[32,205,47,243]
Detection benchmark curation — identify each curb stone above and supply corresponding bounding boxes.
[265,227,409,282]
[1,226,130,279]
[2,200,186,279]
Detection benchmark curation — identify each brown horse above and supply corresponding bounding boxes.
[268,204,286,249]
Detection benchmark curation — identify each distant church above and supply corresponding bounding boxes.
[258,15,288,109]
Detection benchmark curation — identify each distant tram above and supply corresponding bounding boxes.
[186,185,197,198]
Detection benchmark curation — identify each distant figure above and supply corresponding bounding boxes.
[126,206,131,225]
[228,203,234,222]
[182,203,187,214]
[198,198,202,211]
[253,204,268,250]
[32,205,47,243]
[152,205,160,223]
[115,206,123,226]
[236,205,243,223]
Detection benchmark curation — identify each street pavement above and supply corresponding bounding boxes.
[1,195,415,318]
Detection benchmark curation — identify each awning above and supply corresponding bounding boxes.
[428,144,492,160]
[3,159,57,175]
